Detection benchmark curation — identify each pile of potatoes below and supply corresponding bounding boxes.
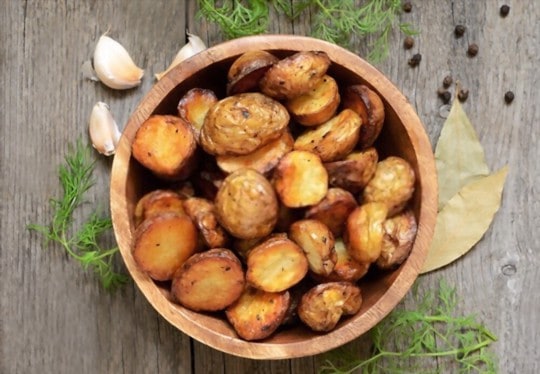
[130,50,417,341]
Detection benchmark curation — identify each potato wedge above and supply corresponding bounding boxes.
[294,109,362,162]
[216,130,293,175]
[227,50,279,95]
[289,219,336,277]
[314,239,370,283]
[171,248,245,312]
[247,236,308,292]
[134,189,185,227]
[215,169,278,239]
[177,88,218,140]
[286,75,340,126]
[304,188,357,237]
[344,203,388,264]
[183,197,230,249]
[342,85,385,149]
[298,282,362,332]
[324,147,379,193]
[260,51,331,100]
[200,93,289,156]
[226,286,290,341]
[274,150,328,208]
[377,210,417,269]
[132,115,197,180]
[133,213,198,281]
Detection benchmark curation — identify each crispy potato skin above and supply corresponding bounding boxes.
[289,219,336,276]
[183,197,230,249]
[132,115,197,180]
[215,169,278,239]
[134,189,185,227]
[298,282,362,332]
[344,203,388,264]
[304,188,357,237]
[171,248,245,311]
[324,147,379,193]
[177,88,218,140]
[315,239,370,283]
[377,210,417,269]
[200,93,289,156]
[260,51,331,100]
[227,50,279,95]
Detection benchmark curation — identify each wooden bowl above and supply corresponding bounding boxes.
[110,35,437,359]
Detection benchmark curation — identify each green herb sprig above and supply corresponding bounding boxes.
[28,141,128,290]
[319,281,497,373]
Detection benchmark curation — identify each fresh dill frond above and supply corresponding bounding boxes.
[319,280,498,374]
[28,140,127,290]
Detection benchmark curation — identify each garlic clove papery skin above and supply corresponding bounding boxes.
[93,35,144,90]
[89,102,122,156]
[155,32,207,80]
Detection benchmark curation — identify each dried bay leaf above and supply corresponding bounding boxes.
[421,166,508,273]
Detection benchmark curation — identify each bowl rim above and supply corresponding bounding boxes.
[110,34,438,359]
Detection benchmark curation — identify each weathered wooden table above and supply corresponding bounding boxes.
[2,1,538,373]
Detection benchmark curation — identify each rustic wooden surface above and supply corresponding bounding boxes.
[1,1,538,373]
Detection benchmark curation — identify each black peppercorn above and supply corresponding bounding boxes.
[437,88,451,104]
[403,36,415,49]
[443,75,453,88]
[458,88,469,102]
[500,5,510,17]
[504,91,515,104]
[467,43,479,57]
[408,53,422,67]
[454,25,466,38]
[402,1,412,13]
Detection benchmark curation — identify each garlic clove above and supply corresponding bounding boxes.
[155,32,207,80]
[89,102,122,156]
[93,34,144,90]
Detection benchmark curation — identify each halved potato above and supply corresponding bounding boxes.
[324,147,379,193]
[315,239,370,283]
[304,188,357,237]
[286,75,340,126]
[376,210,417,269]
[177,88,218,140]
[227,50,279,95]
[294,109,362,162]
[133,213,198,281]
[344,203,388,264]
[134,189,185,227]
[183,197,230,249]
[274,150,328,208]
[226,286,290,341]
[171,248,245,312]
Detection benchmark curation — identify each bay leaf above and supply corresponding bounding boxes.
[421,166,508,274]
[435,99,490,210]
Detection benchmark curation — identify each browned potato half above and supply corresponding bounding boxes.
[183,197,230,249]
[362,156,415,216]
[227,50,279,95]
[171,248,245,312]
[342,85,385,149]
[304,188,357,237]
[344,203,388,264]
[324,147,379,193]
[294,109,362,162]
[286,75,340,126]
[226,287,290,341]
[134,189,185,227]
[216,130,294,175]
[289,219,336,277]
[377,210,417,269]
[200,93,289,156]
[260,51,331,100]
[215,169,278,239]
[247,236,308,292]
[177,88,218,140]
[132,115,197,180]
[315,239,370,283]
[274,150,328,208]
[298,282,362,332]
[133,213,198,281]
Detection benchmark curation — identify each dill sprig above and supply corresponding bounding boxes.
[28,140,128,290]
[319,280,497,374]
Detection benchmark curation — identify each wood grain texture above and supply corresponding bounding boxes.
[1,1,538,373]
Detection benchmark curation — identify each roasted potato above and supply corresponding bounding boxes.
[134,189,185,227]
[342,85,385,149]
[316,239,370,283]
[294,109,362,162]
[362,156,415,216]
[260,51,331,100]
[344,203,388,264]
[133,213,198,281]
[324,147,379,193]
[171,248,245,312]
[183,197,230,249]
[215,169,278,239]
[132,115,197,180]
[227,50,279,95]
[286,75,340,126]
[304,188,357,237]
[226,286,290,341]
[177,88,218,140]
[200,93,290,156]
[246,236,308,292]
[377,210,417,269]
[298,282,362,332]
[289,219,336,277]
[274,150,328,208]
[216,130,294,175]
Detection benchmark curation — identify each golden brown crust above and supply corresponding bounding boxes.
[376,210,417,269]
[324,147,379,194]
[227,50,279,95]
[183,197,230,249]
[314,239,370,283]
[304,188,357,237]
[289,219,336,276]
[177,88,218,140]
[134,189,185,227]
[344,203,388,264]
